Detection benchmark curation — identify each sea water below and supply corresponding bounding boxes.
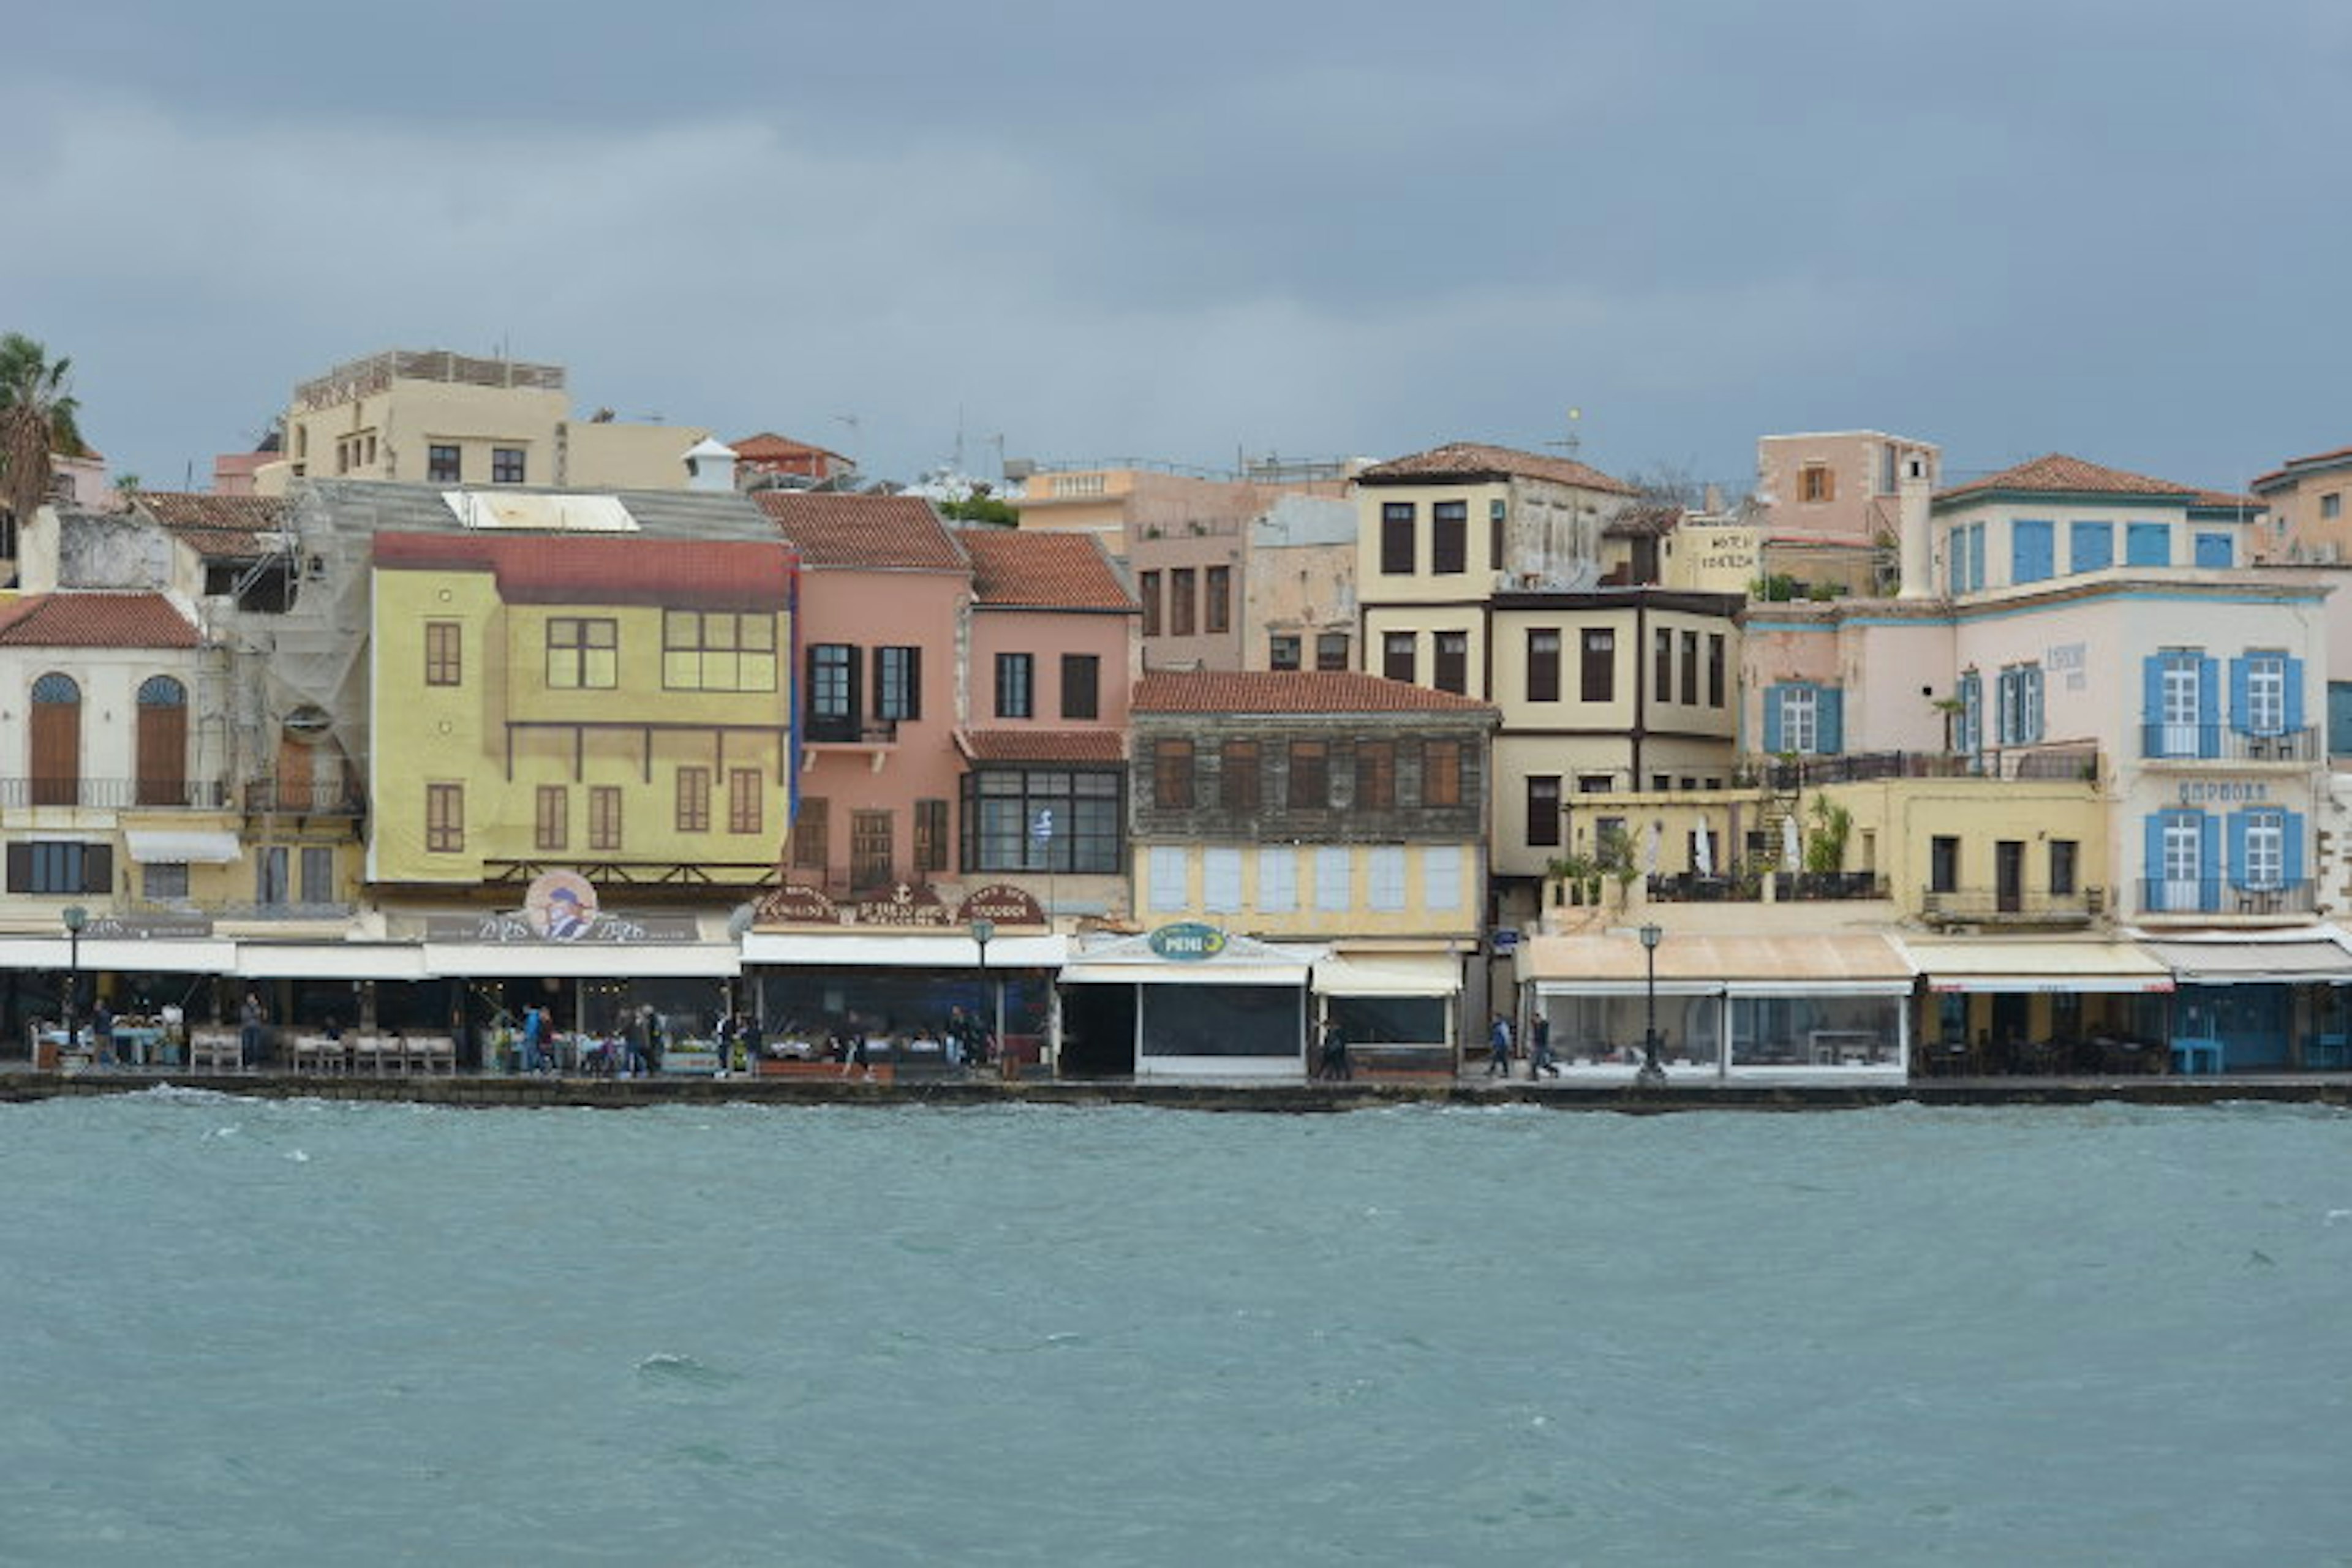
[3,1091,2348,1566]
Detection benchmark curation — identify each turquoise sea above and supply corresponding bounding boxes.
[3,1091,2348,1566]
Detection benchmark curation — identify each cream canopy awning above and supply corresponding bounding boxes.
[2138,933,2352,986]
[1898,938,2176,994]
[1525,932,1913,997]
[1311,953,1463,997]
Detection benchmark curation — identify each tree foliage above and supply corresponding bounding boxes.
[0,333,86,522]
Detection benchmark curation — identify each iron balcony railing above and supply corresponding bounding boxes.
[1921,887,2104,922]
[2137,725,2318,763]
[2133,877,2316,916]
[0,777,233,810]
[242,779,367,814]
[1751,746,2100,789]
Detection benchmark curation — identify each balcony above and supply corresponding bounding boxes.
[1642,869,1889,903]
[804,717,900,747]
[1921,886,2103,928]
[0,777,232,810]
[2138,725,2318,763]
[1771,872,1890,902]
[2133,878,2316,918]
[243,779,367,815]
[1752,745,2100,789]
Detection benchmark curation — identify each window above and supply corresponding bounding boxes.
[7,840,105,894]
[1368,846,1406,911]
[1204,846,1243,913]
[874,646,921,722]
[995,653,1034,719]
[1799,464,1834,503]
[1148,845,1188,912]
[2012,519,2055,583]
[1433,632,1468,695]
[2071,521,2114,572]
[1380,502,1415,574]
[1679,630,1699,706]
[1383,631,1416,684]
[1527,630,1561,702]
[257,845,288,905]
[1490,499,1507,573]
[428,444,461,483]
[1581,630,1615,702]
[2147,650,2212,758]
[300,845,334,904]
[663,612,777,692]
[729,770,763,835]
[1432,501,1468,574]
[2050,839,2078,897]
[1205,566,1231,634]
[1422,741,1462,807]
[1316,632,1349,671]
[2154,810,2209,911]
[142,861,189,902]
[2323,492,2343,522]
[590,785,622,851]
[1257,847,1297,912]
[1653,629,1673,703]
[1169,568,1197,636]
[1355,741,1395,810]
[916,798,949,872]
[1221,740,1259,812]
[1288,740,1329,809]
[426,783,464,853]
[793,797,829,869]
[960,768,1123,874]
[492,447,526,484]
[1138,571,1161,638]
[808,643,858,739]
[1269,636,1301,671]
[1958,669,1983,756]
[2125,522,2171,567]
[1314,846,1351,911]
[2241,809,2286,889]
[425,622,462,685]
[2239,652,2290,736]
[1423,844,1463,910]
[1929,835,1959,894]
[1766,682,1841,755]
[1527,775,1561,846]
[546,618,618,689]
[1154,738,1196,809]
[1707,634,1726,707]
[1060,654,1099,719]
[536,785,568,851]
[1996,665,2045,745]
[676,767,711,832]
[1578,775,1615,794]
[1948,522,1988,593]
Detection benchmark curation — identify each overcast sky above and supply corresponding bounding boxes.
[8,1,2348,496]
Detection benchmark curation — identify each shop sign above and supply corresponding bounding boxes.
[424,871,702,942]
[754,883,840,925]
[850,883,953,927]
[957,884,1046,927]
[1148,922,1227,962]
[79,912,214,940]
[2178,781,2269,805]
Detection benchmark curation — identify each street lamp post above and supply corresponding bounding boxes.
[62,905,88,1065]
[1637,922,1665,1088]
[969,917,997,1076]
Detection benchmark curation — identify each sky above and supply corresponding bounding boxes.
[7,1,2350,497]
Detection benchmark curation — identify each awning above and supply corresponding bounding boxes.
[2139,935,2352,986]
[1899,938,2176,994]
[740,933,1066,968]
[423,942,741,978]
[1061,960,1311,987]
[1526,932,1913,997]
[124,829,243,865]
[236,943,432,981]
[1311,953,1463,997]
[0,937,239,973]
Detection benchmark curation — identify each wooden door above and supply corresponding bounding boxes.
[851,809,893,892]
[30,674,80,807]
[136,677,187,806]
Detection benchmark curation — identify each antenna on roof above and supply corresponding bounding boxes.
[1546,407,1585,461]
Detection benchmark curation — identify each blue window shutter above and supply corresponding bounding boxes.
[2229,657,2251,735]
[2141,654,2163,753]
[2285,809,2307,886]
[1763,684,1785,753]
[2071,522,2113,571]
[2194,532,2234,568]
[2200,813,2222,910]
[2144,814,2167,911]
[2013,521,2054,582]
[2228,809,2252,888]
[1970,526,1986,590]
[1818,688,1844,755]
[2197,657,2220,757]
[2286,658,2307,733]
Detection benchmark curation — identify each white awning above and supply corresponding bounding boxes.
[124,830,243,865]
[423,943,741,978]
[1060,961,1311,987]
[1525,932,1912,997]
[740,932,1066,968]
[2140,937,2352,986]
[1898,938,2176,994]
[0,937,239,973]
[1311,953,1464,997]
[236,943,432,981]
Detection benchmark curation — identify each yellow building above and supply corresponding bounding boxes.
[367,531,794,889]
[262,349,712,496]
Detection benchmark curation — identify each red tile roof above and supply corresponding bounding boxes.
[962,728,1126,764]
[1133,670,1498,715]
[1937,453,2198,501]
[1354,442,1636,496]
[2252,445,2352,491]
[371,532,791,609]
[0,592,199,648]
[755,491,966,570]
[962,529,1135,611]
[731,432,850,463]
[134,492,289,559]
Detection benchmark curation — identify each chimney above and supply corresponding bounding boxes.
[1896,447,1935,599]
[682,437,739,494]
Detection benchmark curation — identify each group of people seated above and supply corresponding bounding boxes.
[763,1006,998,1077]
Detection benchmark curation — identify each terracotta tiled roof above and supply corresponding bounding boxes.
[731,432,849,464]
[1354,442,1637,496]
[1133,669,1498,715]
[962,529,1135,610]
[372,533,791,609]
[0,592,199,648]
[963,729,1125,764]
[135,492,290,559]
[755,491,966,570]
[2190,489,2261,511]
[1937,454,2198,502]
[2252,445,2352,491]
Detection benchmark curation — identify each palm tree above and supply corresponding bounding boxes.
[0,333,87,527]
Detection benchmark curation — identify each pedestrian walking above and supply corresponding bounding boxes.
[1318,1019,1352,1081]
[1487,1014,1513,1077]
[239,990,266,1069]
[1531,1014,1559,1078]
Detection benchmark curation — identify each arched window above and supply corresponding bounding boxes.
[30,673,81,807]
[137,675,189,806]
